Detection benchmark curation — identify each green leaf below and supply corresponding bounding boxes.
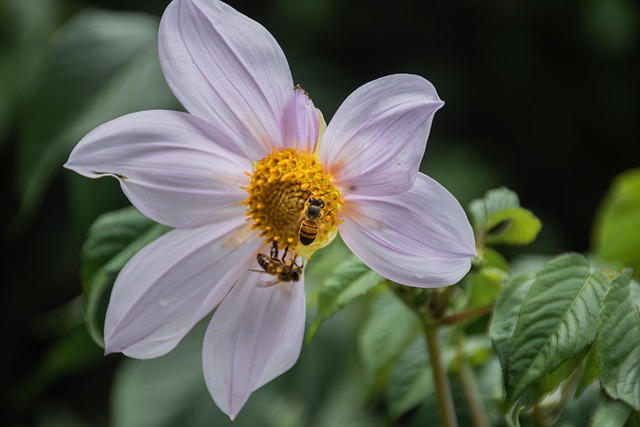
[11,325,103,407]
[465,266,509,310]
[81,207,170,347]
[469,187,541,246]
[385,337,432,420]
[112,319,222,427]
[489,272,535,382]
[358,291,420,396]
[592,168,640,278]
[308,255,385,340]
[574,343,599,398]
[479,246,510,271]
[485,208,542,246]
[469,187,520,230]
[590,400,633,427]
[14,9,179,230]
[598,269,640,411]
[504,253,609,406]
[0,0,61,147]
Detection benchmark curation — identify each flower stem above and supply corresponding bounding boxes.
[387,282,459,427]
[439,304,494,325]
[421,312,458,427]
[457,344,489,427]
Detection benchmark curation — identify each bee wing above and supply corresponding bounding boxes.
[256,279,281,288]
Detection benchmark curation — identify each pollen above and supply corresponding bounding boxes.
[244,148,341,256]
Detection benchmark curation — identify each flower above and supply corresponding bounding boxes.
[64,0,476,419]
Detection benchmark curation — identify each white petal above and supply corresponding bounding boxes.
[203,273,305,420]
[339,173,475,287]
[104,219,262,358]
[159,0,294,158]
[65,110,251,229]
[280,85,320,152]
[321,74,443,196]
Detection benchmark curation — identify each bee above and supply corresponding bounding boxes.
[252,242,303,287]
[298,193,326,246]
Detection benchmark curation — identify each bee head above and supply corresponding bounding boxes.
[306,204,322,219]
[308,197,325,208]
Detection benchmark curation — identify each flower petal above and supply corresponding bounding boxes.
[280,85,320,152]
[104,219,262,359]
[203,273,305,420]
[65,110,251,229]
[339,173,475,288]
[159,0,294,159]
[321,74,444,196]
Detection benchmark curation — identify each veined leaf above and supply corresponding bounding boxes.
[590,400,633,427]
[597,269,640,411]
[15,9,179,230]
[485,208,542,246]
[504,253,609,406]
[81,207,170,347]
[592,168,640,278]
[489,272,535,382]
[469,187,520,231]
[465,266,509,311]
[308,255,385,340]
[469,187,541,246]
[385,337,432,419]
[358,291,420,396]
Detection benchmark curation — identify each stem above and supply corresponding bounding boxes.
[432,285,457,318]
[422,313,458,427]
[457,345,489,427]
[387,282,459,427]
[439,304,494,325]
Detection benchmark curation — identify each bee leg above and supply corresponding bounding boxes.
[291,257,303,269]
[281,245,290,262]
[270,241,279,260]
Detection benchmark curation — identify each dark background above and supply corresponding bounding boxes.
[2,0,638,425]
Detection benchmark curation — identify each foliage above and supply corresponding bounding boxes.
[4,0,640,426]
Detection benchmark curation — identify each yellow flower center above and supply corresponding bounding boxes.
[244,148,341,257]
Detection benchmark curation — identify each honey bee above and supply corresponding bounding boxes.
[298,193,326,246]
[252,242,303,287]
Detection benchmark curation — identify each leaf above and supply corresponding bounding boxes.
[81,207,170,347]
[308,255,385,340]
[590,400,632,427]
[11,325,104,407]
[480,246,510,271]
[111,319,222,427]
[0,0,61,147]
[385,337,432,420]
[14,9,179,230]
[489,272,535,382]
[504,253,609,406]
[469,187,520,230]
[592,168,640,278]
[485,208,542,246]
[358,290,420,396]
[598,269,640,411]
[574,343,599,398]
[465,266,509,310]
[469,187,541,246]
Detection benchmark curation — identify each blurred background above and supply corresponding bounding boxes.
[2,0,639,425]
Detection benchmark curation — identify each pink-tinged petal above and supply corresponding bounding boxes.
[321,74,444,197]
[203,273,305,420]
[159,0,294,159]
[65,110,251,229]
[280,85,320,153]
[104,218,262,359]
[339,173,475,288]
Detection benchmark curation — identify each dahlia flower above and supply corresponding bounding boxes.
[65,0,475,419]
